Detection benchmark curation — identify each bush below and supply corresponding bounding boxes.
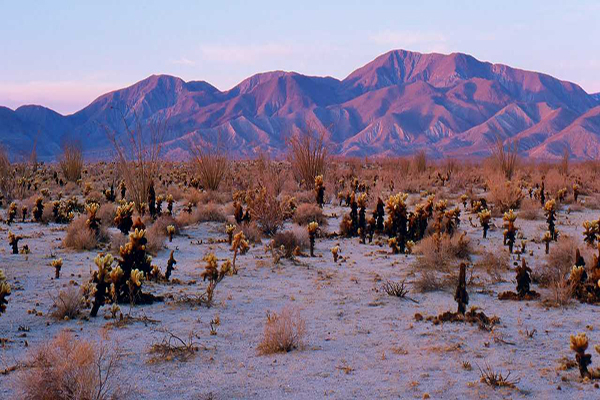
[14,330,125,400]
[293,203,327,226]
[240,222,263,244]
[190,140,229,190]
[286,124,328,188]
[534,235,581,286]
[145,216,178,255]
[487,178,523,212]
[50,287,83,320]
[63,217,97,251]
[97,203,117,227]
[257,307,306,355]
[59,141,83,182]
[518,198,541,220]
[271,227,308,258]
[246,188,287,235]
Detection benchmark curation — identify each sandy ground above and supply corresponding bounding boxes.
[1,199,599,399]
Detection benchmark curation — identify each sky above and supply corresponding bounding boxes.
[1,0,599,114]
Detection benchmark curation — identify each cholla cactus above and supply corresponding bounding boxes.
[460,194,468,209]
[314,175,325,208]
[127,269,145,302]
[83,182,92,196]
[51,258,63,279]
[166,225,175,242]
[388,237,400,254]
[156,195,164,216]
[573,183,580,202]
[90,253,114,317]
[331,245,340,262]
[7,202,17,225]
[557,187,567,202]
[569,333,600,379]
[0,269,10,315]
[444,207,460,236]
[375,197,385,232]
[33,196,44,222]
[405,240,415,255]
[308,221,319,257]
[148,182,157,219]
[478,209,491,238]
[385,192,409,253]
[119,180,126,199]
[503,210,518,253]
[8,231,20,254]
[165,250,177,281]
[544,199,557,241]
[114,202,135,235]
[231,231,249,274]
[454,262,469,314]
[21,205,27,222]
[583,220,599,246]
[357,193,367,243]
[226,224,236,245]
[201,253,232,306]
[85,202,101,234]
[166,194,174,215]
[542,231,553,254]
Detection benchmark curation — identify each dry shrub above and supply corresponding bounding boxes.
[145,218,176,255]
[97,203,117,227]
[0,146,15,200]
[270,227,308,258]
[50,287,83,320]
[490,135,519,180]
[246,188,286,235]
[286,124,328,188]
[413,233,472,272]
[291,190,315,204]
[257,307,306,355]
[14,330,125,400]
[487,178,523,212]
[473,250,510,283]
[413,150,427,173]
[293,203,327,226]
[239,222,262,244]
[63,217,97,251]
[194,203,227,223]
[59,141,83,182]
[546,275,574,307]
[518,198,541,220]
[534,235,579,286]
[109,233,128,255]
[544,168,568,198]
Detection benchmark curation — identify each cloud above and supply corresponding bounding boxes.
[170,57,196,66]
[200,43,293,64]
[369,30,447,48]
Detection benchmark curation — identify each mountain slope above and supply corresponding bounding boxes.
[0,49,598,160]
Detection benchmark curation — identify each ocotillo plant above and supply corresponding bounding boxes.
[33,196,44,222]
[503,210,518,253]
[0,269,10,315]
[478,209,491,238]
[314,175,325,208]
[544,199,557,240]
[51,258,63,279]
[308,221,319,256]
[454,262,469,315]
[8,231,20,254]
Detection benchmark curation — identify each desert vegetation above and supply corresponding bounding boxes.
[3,152,600,398]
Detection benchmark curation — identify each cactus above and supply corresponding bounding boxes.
[148,182,157,219]
[503,210,518,253]
[314,175,325,208]
[331,245,340,262]
[85,202,101,235]
[230,231,249,274]
[201,253,231,306]
[156,194,164,216]
[357,193,367,244]
[166,194,174,216]
[7,202,17,225]
[166,225,175,242]
[308,222,319,257]
[114,202,135,235]
[51,258,63,279]
[573,183,580,202]
[226,224,236,245]
[0,269,10,315]
[542,231,552,254]
[460,194,468,209]
[8,231,20,254]
[165,250,177,281]
[385,193,409,254]
[119,180,126,200]
[33,196,44,222]
[544,199,557,241]
[499,259,539,300]
[90,253,114,317]
[375,197,385,232]
[569,333,600,379]
[478,209,491,238]
[454,262,469,315]
[583,220,599,246]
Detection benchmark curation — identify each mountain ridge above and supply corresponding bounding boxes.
[1,49,599,161]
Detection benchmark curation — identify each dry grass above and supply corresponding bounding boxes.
[145,216,179,255]
[14,330,126,400]
[534,235,579,286]
[473,250,510,283]
[50,287,84,320]
[63,217,98,251]
[518,198,542,220]
[413,233,472,272]
[293,203,328,226]
[270,227,309,258]
[59,141,83,182]
[97,203,117,227]
[413,150,427,173]
[190,137,229,191]
[487,177,523,212]
[490,135,519,180]
[257,307,306,355]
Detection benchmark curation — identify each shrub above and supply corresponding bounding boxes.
[487,178,523,212]
[97,203,117,227]
[413,150,427,173]
[50,287,83,320]
[239,222,263,244]
[490,135,519,180]
[534,235,580,286]
[473,251,510,283]
[519,198,541,220]
[257,307,306,355]
[293,203,327,226]
[190,138,229,190]
[63,217,98,251]
[413,232,472,272]
[246,187,287,235]
[270,227,309,258]
[286,124,328,188]
[14,330,125,400]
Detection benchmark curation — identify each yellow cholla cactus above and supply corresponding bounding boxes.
[51,258,63,268]
[570,333,589,353]
[108,266,124,284]
[503,209,517,223]
[129,269,144,287]
[231,231,249,254]
[308,221,319,235]
[166,225,175,235]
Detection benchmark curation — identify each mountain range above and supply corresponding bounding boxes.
[2,49,600,161]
